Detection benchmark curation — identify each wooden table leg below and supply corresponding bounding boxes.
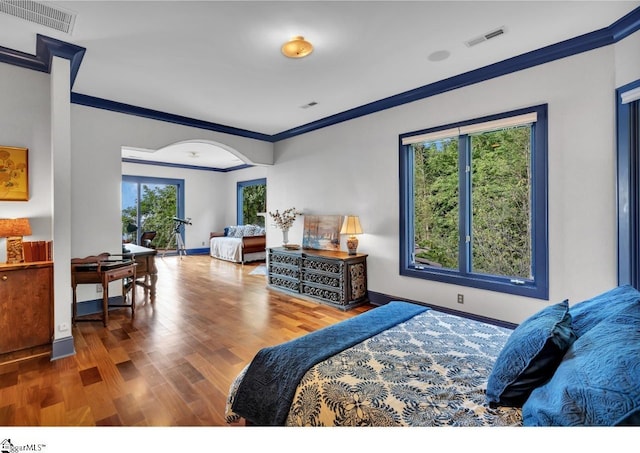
[102,275,109,327]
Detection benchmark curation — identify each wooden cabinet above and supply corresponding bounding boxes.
[0,261,53,354]
[268,248,368,310]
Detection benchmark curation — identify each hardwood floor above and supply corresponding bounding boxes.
[0,255,372,427]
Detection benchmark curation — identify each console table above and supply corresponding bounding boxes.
[268,247,368,310]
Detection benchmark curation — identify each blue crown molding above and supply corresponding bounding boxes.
[0,34,85,86]
[71,92,273,142]
[122,157,252,172]
[1,7,638,143]
[272,5,640,141]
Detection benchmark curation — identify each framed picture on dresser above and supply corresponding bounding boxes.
[302,215,343,251]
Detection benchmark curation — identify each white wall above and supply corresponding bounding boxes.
[0,63,51,262]
[269,41,635,325]
[2,28,639,332]
[615,29,640,88]
[71,105,274,259]
[70,106,272,303]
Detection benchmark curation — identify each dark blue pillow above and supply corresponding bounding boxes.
[223,227,230,237]
[523,302,640,426]
[569,285,640,337]
[486,300,576,408]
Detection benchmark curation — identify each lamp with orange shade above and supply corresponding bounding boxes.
[0,218,32,264]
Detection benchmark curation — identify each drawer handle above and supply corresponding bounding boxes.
[1,275,7,281]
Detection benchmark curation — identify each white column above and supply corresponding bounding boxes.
[50,56,74,358]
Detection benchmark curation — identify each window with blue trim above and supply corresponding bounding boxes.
[122,175,185,249]
[399,104,548,299]
[237,178,266,226]
[616,79,640,289]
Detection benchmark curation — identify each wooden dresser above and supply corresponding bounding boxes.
[268,247,368,310]
[0,261,53,355]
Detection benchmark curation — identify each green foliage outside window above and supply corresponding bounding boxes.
[412,126,531,279]
[122,184,178,249]
[242,183,266,226]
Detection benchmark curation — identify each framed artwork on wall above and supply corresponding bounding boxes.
[303,215,344,251]
[0,146,29,201]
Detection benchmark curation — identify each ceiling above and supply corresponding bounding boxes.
[1,0,638,168]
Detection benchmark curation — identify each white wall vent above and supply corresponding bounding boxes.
[0,0,77,34]
[465,27,506,47]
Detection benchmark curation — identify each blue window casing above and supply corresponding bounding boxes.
[236,178,267,225]
[122,175,186,241]
[617,79,640,289]
[399,104,549,299]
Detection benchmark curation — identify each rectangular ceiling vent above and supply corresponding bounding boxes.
[0,0,77,34]
[465,27,506,48]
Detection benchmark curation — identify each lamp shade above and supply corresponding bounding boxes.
[0,218,32,237]
[340,216,363,235]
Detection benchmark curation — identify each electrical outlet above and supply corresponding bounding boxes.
[457,294,464,304]
[96,284,103,293]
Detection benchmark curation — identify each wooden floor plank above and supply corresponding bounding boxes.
[0,255,373,426]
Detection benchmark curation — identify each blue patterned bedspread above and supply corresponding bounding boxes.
[231,301,429,425]
[226,307,522,426]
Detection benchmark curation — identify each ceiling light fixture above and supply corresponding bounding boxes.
[281,35,313,59]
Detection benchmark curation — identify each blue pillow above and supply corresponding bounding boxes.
[486,300,576,408]
[224,227,230,237]
[523,302,640,426]
[569,285,640,337]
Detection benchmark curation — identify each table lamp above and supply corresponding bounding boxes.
[340,215,363,255]
[0,218,32,264]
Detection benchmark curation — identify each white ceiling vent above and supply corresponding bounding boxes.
[0,0,77,34]
[465,27,506,47]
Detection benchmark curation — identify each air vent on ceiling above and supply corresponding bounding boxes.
[300,101,318,109]
[465,26,506,47]
[0,0,77,34]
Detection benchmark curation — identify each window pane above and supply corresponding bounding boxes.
[470,127,532,278]
[121,181,138,243]
[139,183,178,248]
[122,181,178,248]
[242,183,266,226]
[412,138,459,269]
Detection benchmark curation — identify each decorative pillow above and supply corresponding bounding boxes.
[226,226,237,237]
[255,226,266,236]
[233,226,245,238]
[569,285,640,337]
[522,302,640,426]
[242,225,256,236]
[486,299,576,408]
[223,227,230,237]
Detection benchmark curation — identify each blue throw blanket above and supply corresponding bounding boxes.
[231,301,430,425]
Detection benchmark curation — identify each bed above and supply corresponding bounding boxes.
[209,225,266,263]
[225,286,640,427]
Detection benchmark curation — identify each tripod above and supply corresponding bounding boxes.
[163,222,188,258]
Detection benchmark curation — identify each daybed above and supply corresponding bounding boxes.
[210,225,266,263]
[225,286,640,426]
